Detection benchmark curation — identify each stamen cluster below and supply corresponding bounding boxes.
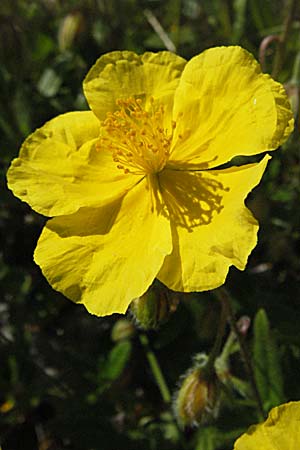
[97,97,175,175]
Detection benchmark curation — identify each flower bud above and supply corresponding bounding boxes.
[0,397,14,414]
[130,284,179,330]
[58,12,85,52]
[111,319,136,342]
[174,355,219,427]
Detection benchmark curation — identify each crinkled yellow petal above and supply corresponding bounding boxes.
[158,155,270,291]
[234,401,300,450]
[168,46,293,169]
[34,178,172,316]
[7,111,141,216]
[83,50,186,127]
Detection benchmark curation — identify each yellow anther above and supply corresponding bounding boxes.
[99,97,178,175]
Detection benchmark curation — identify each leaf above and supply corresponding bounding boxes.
[12,88,32,136]
[97,340,132,392]
[232,0,247,43]
[253,309,285,412]
[37,68,62,98]
[195,426,243,450]
[32,33,55,61]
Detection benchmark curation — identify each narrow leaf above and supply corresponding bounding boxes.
[253,309,285,411]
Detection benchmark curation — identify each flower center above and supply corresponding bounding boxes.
[97,97,175,175]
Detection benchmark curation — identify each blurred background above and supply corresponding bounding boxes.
[0,0,299,449]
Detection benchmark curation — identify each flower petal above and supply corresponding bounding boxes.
[7,111,141,216]
[234,401,300,450]
[83,51,186,126]
[34,179,172,316]
[168,46,293,169]
[157,155,270,291]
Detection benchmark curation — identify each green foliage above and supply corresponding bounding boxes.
[253,309,285,412]
[0,0,300,449]
[195,426,244,450]
[97,340,132,393]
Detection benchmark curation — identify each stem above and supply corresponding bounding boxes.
[139,333,171,404]
[172,0,181,50]
[272,0,297,79]
[259,35,280,72]
[205,298,227,375]
[139,333,188,449]
[144,9,176,53]
[215,287,265,419]
[217,330,237,365]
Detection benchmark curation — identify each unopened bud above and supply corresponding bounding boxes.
[174,355,219,427]
[130,284,179,330]
[58,12,84,52]
[111,319,136,342]
[237,316,251,336]
[0,398,14,414]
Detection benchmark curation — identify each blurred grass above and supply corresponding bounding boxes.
[0,1,300,449]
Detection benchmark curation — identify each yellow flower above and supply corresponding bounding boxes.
[233,401,300,449]
[7,47,293,316]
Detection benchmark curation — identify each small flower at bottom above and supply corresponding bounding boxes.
[7,47,294,316]
[233,401,300,449]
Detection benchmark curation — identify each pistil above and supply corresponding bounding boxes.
[96,97,176,175]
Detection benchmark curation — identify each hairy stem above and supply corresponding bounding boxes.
[139,333,171,403]
[139,332,188,449]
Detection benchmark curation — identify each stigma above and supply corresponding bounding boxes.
[96,97,175,175]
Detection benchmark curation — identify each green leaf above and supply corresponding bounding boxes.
[195,427,218,450]
[97,340,132,391]
[195,426,244,450]
[253,309,285,412]
[37,68,62,98]
[32,33,55,61]
[232,0,247,43]
[12,88,32,136]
